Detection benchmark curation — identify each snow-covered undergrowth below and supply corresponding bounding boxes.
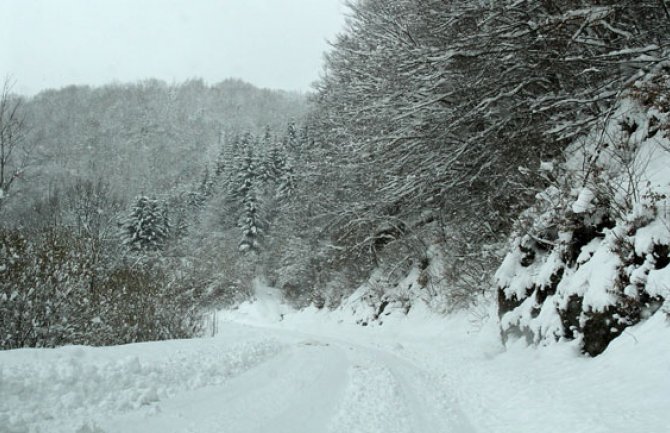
[307,244,484,329]
[497,67,670,355]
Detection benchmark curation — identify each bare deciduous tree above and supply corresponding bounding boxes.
[0,78,29,209]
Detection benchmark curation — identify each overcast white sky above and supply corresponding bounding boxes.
[0,0,347,95]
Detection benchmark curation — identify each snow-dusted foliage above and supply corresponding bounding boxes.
[497,68,670,355]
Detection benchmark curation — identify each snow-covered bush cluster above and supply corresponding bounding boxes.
[497,67,670,355]
[0,228,203,349]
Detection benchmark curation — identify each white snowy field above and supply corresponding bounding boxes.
[1,289,669,433]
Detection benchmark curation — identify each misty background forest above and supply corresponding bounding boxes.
[2,0,670,358]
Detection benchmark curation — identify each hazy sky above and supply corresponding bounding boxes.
[0,0,347,95]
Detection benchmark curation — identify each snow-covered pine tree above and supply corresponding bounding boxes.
[121,195,169,252]
[215,130,239,179]
[234,133,255,201]
[235,141,266,254]
[298,124,311,149]
[213,130,245,212]
[188,166,214,210]
[259,126,278,184]
[276,121,297,200]
[238,187,264,254]
[286,120,298,151]
[276,154,295,200]
[214,130,226,176]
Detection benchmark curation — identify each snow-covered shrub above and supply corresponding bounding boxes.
[0,227,204,349]
[496,68,670,356]
[93,260,203,343]
[0,228,97,348]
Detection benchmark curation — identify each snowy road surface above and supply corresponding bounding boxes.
[92,331,474,433]
[2,299,669,433]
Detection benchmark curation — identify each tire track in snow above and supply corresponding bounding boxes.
[325,340,477,433]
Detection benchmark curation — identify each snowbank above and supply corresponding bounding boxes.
[497,67,670,355]
[0,334,285,433]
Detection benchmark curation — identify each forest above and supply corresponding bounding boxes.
[2,0,670,358]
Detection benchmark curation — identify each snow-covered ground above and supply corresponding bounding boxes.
[2,287,669,433]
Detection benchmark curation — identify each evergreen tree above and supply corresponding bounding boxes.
[259,126,278,184]
[215,130,240,181]
[121,196,169,252]
[276,122,297,200]
[298,124,311,149]
[214,131,227,177]
[286,120,298,151]
[234,133,256,201]
[276,153,295,200]
[238,187,264,254]
[188,166,214,209]
[235,142,266,254]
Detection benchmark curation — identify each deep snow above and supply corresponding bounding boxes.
[1,287,669,433]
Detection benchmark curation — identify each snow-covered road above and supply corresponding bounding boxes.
[95,327,476,433]
[2,298,669,433]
